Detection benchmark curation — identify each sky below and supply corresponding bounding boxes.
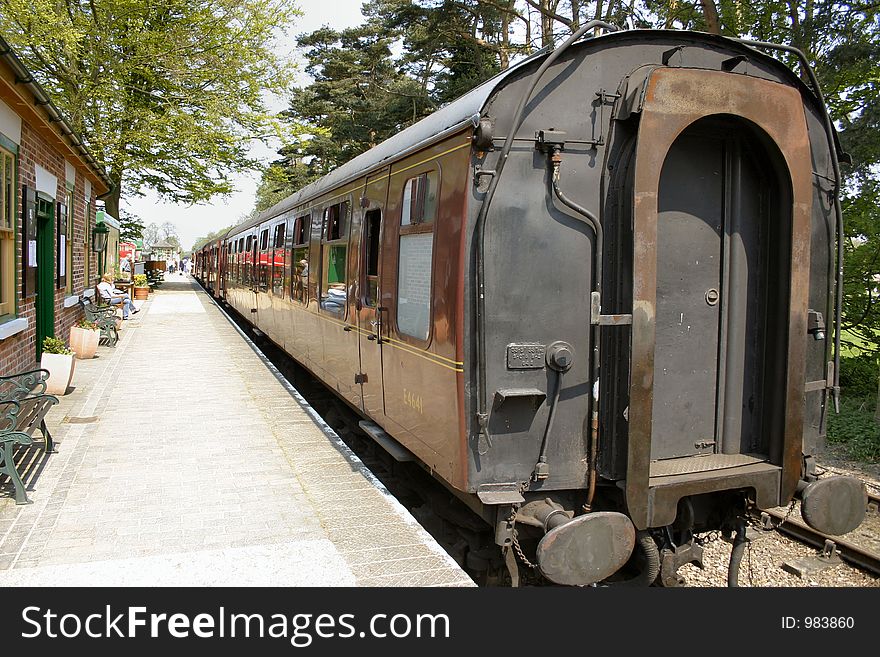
[123,0,367,251]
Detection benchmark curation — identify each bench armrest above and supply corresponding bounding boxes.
[0,370,49,402]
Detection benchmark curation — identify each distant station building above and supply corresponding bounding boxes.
[0,35,113,373]
[149,239,177,264]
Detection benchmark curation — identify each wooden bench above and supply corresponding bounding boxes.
[0,369,59,504]
[79,295,119,346]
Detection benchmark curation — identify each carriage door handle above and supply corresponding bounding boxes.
[377,307,390,344]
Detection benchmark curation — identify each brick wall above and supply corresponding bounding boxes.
[0,121,98,376]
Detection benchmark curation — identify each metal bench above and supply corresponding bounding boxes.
[0,400,34,504]
[0,368,58,453]
[79,296,119,346]
[0,369,59,504]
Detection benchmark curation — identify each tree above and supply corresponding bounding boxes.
[118,209,144,244]
[253,21,435,209]
[0,0,303,219]
[143,223,161,248]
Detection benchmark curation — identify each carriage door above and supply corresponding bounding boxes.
[357,169,390,417]
[651,120,777,461]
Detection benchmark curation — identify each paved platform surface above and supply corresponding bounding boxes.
[0,275,473,587]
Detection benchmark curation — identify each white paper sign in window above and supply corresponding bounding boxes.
[397,233,433,341]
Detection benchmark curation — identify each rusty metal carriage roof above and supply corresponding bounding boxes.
[225,29,819,239]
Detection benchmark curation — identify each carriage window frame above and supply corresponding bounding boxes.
[400,170,439,233]
[258,227,270,290]
[271,221,285,295]
[362,209,381,308]
[237,237,245,283]
[319,199,351,319]
[395,167,440,343]
[243,235,254,285]
[291,213,311,305]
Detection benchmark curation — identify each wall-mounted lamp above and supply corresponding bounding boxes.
[92,221,110,277]
[92,221,109,253]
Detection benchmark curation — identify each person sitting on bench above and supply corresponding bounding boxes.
[97,273,139,320]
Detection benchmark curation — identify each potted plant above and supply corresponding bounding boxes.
[69,318,101,360]
[133,273,149,300]
[40,337,76,395]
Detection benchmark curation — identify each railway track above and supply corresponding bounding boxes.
[758,490,880,577]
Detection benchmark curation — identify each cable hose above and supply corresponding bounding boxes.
[607,530,659,587]
[534,369,563,477]
[727,519,748,587]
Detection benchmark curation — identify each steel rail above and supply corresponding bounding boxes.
[761,507,880,577]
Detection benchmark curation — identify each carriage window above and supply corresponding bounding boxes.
[243,235,253,286]
[321,201,349,317]
[363,210,381,307]
[397,170,437,340]
[272,223,285,295]
[397,233,433,341]
[291,214,310,305]
[401,171,438,226]
[325,201,348,240]
[258,229,270,289]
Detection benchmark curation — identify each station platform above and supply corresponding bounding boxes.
[0,275,474,587]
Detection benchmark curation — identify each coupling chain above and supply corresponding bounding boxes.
[508,506,537,570]
[512,530,538,570]
[775,499,798,529]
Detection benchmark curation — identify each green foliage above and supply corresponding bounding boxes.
[827,396,880,462]
[42,337,72,355]
[0,0,305,217]
[75,318,99,331]
[839,355,879,398]
[118,209,145,244]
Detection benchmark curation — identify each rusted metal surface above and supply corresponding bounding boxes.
[536,511,636,586]
[800,476,867,536]
[762,507,880,577]
[627,67,814,529]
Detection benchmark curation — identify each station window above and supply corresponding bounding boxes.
[0,146,14,318]
[84,200,91,288]
[397,170,438,341]
[66,189,74,293]
[321,201,349,317]
[291,214,310,305]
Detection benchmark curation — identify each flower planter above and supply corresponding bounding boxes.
[134,285,149,300]
[40,352,76,395]
[69,325,101,360]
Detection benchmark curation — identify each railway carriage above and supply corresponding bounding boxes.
[196,25,868,586]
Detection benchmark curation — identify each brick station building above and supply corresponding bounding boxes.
[0,36,113,376]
